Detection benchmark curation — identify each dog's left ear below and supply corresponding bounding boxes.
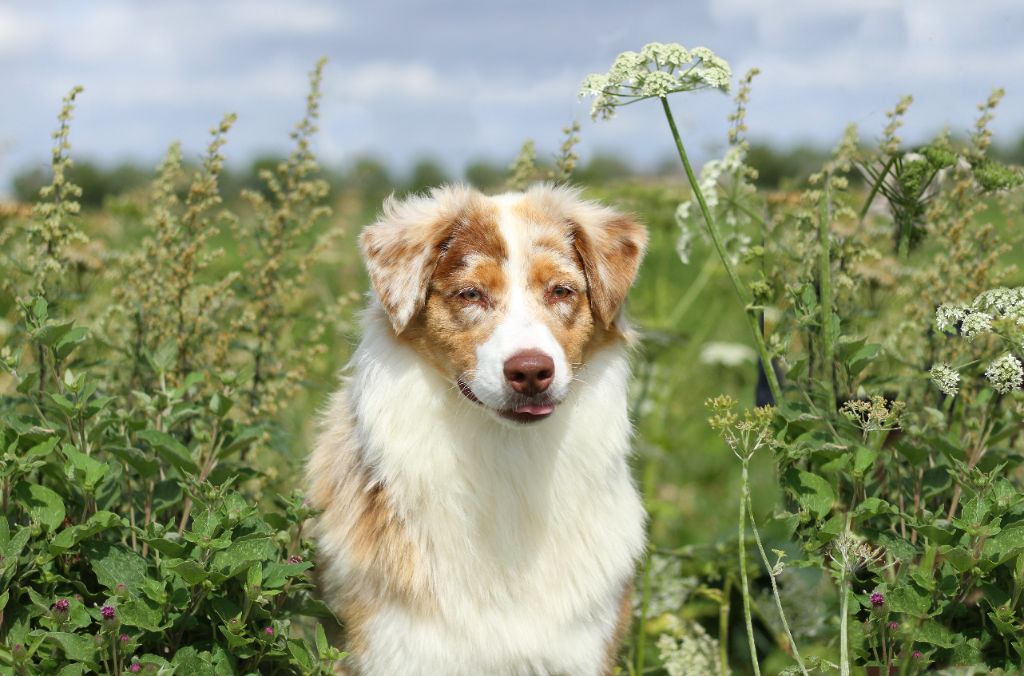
[569,205,648,330]
[360,185,478,334]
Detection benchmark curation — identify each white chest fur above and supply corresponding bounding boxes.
[320,312,646,675]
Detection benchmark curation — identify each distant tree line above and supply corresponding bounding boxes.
[10,135,1024,208]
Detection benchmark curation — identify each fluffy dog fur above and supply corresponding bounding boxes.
[307,184,648,675]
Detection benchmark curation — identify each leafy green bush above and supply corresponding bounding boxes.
[1,62,346,674]
[583,42,1024,674]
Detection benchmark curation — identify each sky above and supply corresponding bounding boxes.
[2,0,1023,194]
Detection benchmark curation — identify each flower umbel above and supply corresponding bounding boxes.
[930,363,961,396]
[985,353,1023,394]
[579,42,731,120]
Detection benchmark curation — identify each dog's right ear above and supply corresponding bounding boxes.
[359,185,477,334]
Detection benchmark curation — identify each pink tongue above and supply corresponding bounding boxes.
[514,403,554,416]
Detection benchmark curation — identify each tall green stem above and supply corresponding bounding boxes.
[660,98,782,405]
[746,492,808,675]
[738,463,762,676]
[819,175,837,413]
[719,575,732,676]
[839,568,850,676]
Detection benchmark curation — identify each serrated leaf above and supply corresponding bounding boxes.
[49,510,121,555]
[46,631,97,662]
[886,582,930,616]
[915,619,961,648]
[82,541,148,593]
[119,598,166,632]
[172,560,208,585]
[792,470,835,519]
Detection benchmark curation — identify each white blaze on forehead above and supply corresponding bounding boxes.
[469,196,572,408]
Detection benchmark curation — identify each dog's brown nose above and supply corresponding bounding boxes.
[504,350,554,395]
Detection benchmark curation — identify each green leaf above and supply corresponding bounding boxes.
[46,631,97,662]
[81,541,148,593]
[212,537,274,577]
[983,526,1024,562]
[62,445,109,489]
[915,619,961,648]
[886,582,930,616]
[137,429,199,475]
[13,481,66,531]
[852,445,878,477]
[49,510,121,555]
[172,560,208,585]
[792,470,835,519]
[118,598,166,632]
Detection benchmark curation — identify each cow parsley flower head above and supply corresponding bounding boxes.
[985,353,1023,394]
[656,623,721,676]
[960,311,993,341]
[930,363,960,396]
[640,70,679,97]
[580,42,731,120]
[935,304,967,333]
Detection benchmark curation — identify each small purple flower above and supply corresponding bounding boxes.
[130,664,141,673]
[288,555,303,564]
[870,592,884,607]
[888,621,899,630]
[264,626,274,636]
[53,598,70,620]
[912,650,923,660]
[120,633,130,643]
[101,605,116,620]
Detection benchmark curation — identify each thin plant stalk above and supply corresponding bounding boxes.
[839,568,851,676]
[660,98,782,405]
[746,491,808,676]
[857,157,894,224]
[819,174,837,413]
[738,462,762,676]
[719,574,732,676]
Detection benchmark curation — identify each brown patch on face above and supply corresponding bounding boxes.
[360,186,497,334]
[397,208,509,379]
[571,215,647,329]
[603,578,635,675]
[526,244,593,369]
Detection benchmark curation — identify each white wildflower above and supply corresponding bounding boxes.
[700,342,757,367]
[580,43,731,119]
[929,363,961,396]
[935,304,967,333]
[639,70,679,97]
[641,42,691,68]
[657,623,721,676]
[960,311,993,341]
[985,353,1023,394]
[691,46,732,90]
[675,218,695,264]
[608,50,645,85]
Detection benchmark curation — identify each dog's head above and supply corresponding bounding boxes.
[360,184,647,425]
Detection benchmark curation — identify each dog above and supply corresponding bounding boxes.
[306,183,648,675]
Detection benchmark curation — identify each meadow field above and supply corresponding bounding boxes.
[2,50,1024,674]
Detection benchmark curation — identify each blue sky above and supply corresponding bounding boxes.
[2,0,1023,194]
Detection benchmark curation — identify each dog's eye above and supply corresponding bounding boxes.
[458,288,485,304]
[549,285,574,302]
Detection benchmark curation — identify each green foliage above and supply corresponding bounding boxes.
[1,65,346,673]
[584,43,1024,675]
